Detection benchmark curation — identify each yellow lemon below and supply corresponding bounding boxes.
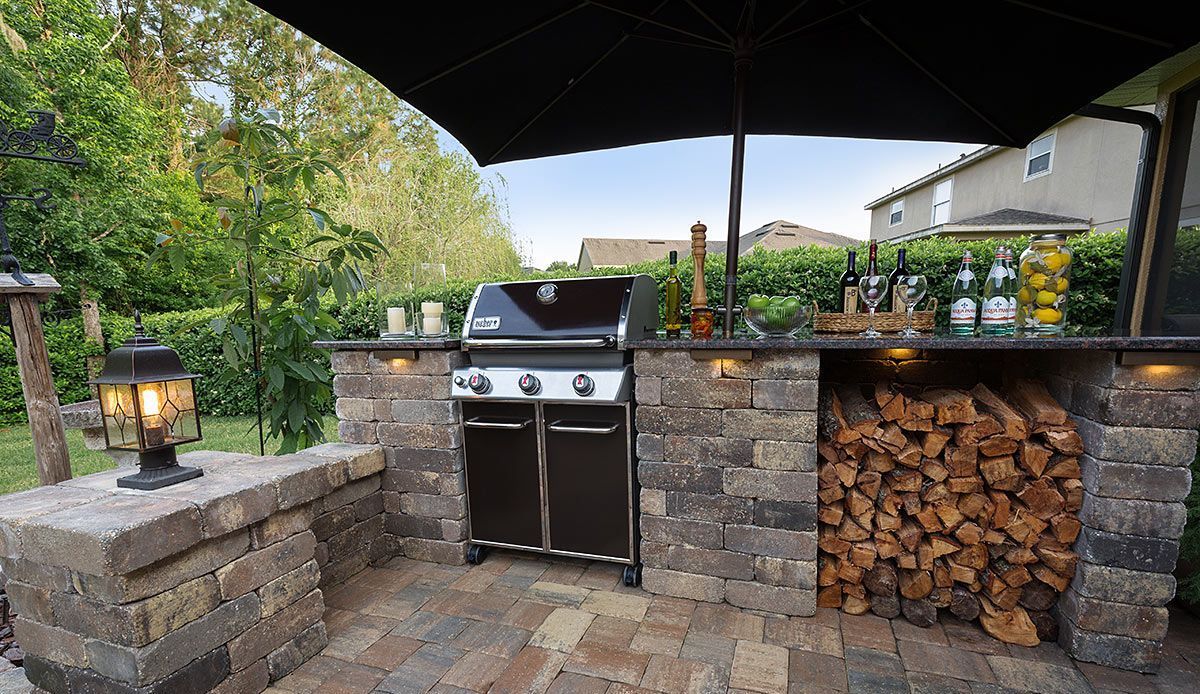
[1047,276,1069,293]
[1017,287,1035,304]
[1020,260,1035,276]
[1036,290,1058,307]
[1045,252,1070,271]
[1033,307,1062,324]
[1028,272,1049,290]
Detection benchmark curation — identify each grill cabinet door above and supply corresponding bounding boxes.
[462,402,543,550]
[543,404,632,561]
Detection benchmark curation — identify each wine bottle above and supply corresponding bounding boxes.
[839,249,860,313]
[664,250,683,337]
[950,250,978,336]
[886,247,909,312]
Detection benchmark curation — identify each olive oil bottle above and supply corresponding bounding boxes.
[664,250,683,337]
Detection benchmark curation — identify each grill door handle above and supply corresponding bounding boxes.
[547,420,619,435]
[464,417,532,430]
[463,337,616,350]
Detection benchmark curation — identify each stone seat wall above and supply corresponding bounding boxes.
[0,442,387,694]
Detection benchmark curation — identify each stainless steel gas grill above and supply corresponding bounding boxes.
[451,275,658,585]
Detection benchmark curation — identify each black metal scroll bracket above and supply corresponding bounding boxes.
[0,109,86,285]
[0,190,55,286]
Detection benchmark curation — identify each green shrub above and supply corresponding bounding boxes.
[332,231,1128,337]
[0,231,1132,424]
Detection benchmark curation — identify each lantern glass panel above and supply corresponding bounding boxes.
[134,380,200,449]
[99,383,140,450]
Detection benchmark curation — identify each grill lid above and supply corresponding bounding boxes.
[462,275,658,349]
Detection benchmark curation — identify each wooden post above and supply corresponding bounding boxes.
[2,273,71,485]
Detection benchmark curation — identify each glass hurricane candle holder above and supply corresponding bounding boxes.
[377,279,415,339]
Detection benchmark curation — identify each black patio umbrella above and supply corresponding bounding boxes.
[252,0,1198,337]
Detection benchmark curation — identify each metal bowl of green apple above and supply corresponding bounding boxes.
[743,295,811,337]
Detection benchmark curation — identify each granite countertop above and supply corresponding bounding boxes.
[628,333,1200,351]
[313,338,461,350]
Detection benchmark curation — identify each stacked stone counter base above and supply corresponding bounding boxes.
[330,347,469,566]
[0,443,385,693]
[633,349,819,616]
[1027,351,1200,673]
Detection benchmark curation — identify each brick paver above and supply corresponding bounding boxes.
[258,549,1200,693]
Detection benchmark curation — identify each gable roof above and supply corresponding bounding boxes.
[952,209,1088,226]
[578,237,692,267]
[577,220,857,268]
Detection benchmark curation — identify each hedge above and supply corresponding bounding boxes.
[1,231,1128,424]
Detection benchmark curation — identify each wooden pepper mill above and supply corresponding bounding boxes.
[689,221,714,339]
[690,221,708,308]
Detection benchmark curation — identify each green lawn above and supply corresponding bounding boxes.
[0,415,338,495]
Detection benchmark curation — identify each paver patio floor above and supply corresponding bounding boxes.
[264,550,1200,694]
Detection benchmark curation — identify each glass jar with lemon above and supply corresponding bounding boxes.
[1016,234,1072,334]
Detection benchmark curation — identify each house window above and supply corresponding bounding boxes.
[931,179,952,226]
[1025,132,1055,180]
[889,200,904,226]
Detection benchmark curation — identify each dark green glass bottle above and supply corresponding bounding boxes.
[665,250,682,337]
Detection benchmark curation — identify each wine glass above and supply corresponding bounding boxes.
[895,274,928,337]
[858,274,889,338]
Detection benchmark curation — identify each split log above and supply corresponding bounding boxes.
[900,597,937,627]
[818,378,1081,644]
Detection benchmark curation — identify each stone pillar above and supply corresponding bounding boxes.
[0,444,384,693]
[331,347,469,565]
[633,349,818,616]
[1034,351,1200,673]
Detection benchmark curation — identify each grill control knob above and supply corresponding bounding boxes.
[572,373,595,397]
[518,373,541,395]
[454,376,466,388]
[467,372,490,394]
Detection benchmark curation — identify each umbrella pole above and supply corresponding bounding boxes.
[722,53,752,338]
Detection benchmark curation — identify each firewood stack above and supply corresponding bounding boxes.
[816,379,1083,647]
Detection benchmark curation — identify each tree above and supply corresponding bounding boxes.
[0,0,233,313]
[544,261,575,273]
[156,110,385,452]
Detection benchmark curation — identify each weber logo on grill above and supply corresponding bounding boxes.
[472,316,501,330]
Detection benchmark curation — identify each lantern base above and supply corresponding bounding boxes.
[117,447,203,490]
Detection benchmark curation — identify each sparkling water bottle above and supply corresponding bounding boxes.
[949,250,978,336]
[980,249,1009,335]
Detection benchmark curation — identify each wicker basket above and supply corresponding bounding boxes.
[812,298,938,333]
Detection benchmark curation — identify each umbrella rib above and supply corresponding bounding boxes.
[589,1,729,49]
[858,15,1015,145]
[1003,0,1174,49]
[627,32,731,53]
[757,0,814,43]
[682,0,733,42]
[758,0,875,49]
[402,2,589,94]
[487,2,671,164]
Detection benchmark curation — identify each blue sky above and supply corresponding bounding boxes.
[435,128,981,267]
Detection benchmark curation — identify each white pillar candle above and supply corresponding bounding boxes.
[386,307,407,334]
[422,313,443,335]
[421,301,443,316]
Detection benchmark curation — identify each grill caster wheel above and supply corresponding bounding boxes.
[622,564,642,587]
[467,544,488,565]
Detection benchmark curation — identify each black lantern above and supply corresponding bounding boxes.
[88,312,204,489]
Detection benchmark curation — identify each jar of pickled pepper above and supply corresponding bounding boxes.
[1016,234,1072,334]
[689,307,715,340]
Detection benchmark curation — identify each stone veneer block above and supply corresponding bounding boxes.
[23,494,203,576]
[215,530,316,600]
[52,574,221,647]
[225,589,324,672]
[0,486,106,557]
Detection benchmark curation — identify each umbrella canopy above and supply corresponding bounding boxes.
[252,0,1198,334]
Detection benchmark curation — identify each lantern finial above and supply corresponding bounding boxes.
[133,309,145,337]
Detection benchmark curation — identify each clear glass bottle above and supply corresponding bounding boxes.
[1003,247,1018,335]
[1017,234,1073,334]
[949,250,978,336]
[980,249,1008,335]
[664,250,683,337]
